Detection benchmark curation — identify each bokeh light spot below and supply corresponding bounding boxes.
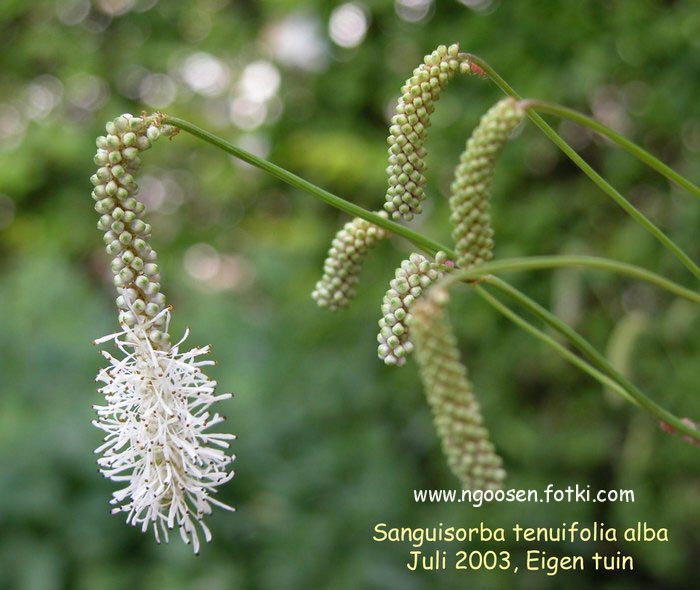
[329,3,369,49]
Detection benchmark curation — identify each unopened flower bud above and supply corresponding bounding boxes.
[146,126,160,141]
[410,290,506,489]
[377,252,452,366]
[312,213,390,310]
[384,44,474,221]
[449,98,524,269]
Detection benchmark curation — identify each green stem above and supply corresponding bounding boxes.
[473,285,635,403]
[474,281,700,440]
[163,116,448,259]
[466,54,700,280]
[163,114,699,441]
[523,100,700,202]
[483,276,637,405]
[439,255,700,304]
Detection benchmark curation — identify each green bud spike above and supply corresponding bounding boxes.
[384,44,473,221]
[410,289,506,490]
[449,98,524,269]
[312,213,390,310]
[377,252,451,366]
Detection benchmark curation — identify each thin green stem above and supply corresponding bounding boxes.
[163,116,449,259]
[439,255,700,304]
[163,113,699,441]
[474,282,700,440]
[483,277,637,405]
[466,54,700,280]
[473,285,635,404]
[523,100,700,202]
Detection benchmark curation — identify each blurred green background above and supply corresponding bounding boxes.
[2,0,700,588]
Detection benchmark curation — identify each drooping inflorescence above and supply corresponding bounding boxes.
[312,213,390,310]
[410,288,506,489]
[90,113,235,553]
[449,98,524,269]
[384,43,473,221]
[377,251,452,366]
[313,44,474,311]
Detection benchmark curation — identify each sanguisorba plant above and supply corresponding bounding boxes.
[90,114,235,553]
[91,44,700,552]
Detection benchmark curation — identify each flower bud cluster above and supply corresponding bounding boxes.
[377,251,451,366]
[449,98,524,269]
[90,113,176,347]
[384,44,471,221]
[312,213,390,310]
[91,114,235,553]
[410,289,506,490]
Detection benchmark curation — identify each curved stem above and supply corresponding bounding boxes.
[523,100,700,202]
[163,116,449,259]
[474,281,700,440]
[473,285,636,404]
[163,114,699,441]
[466,54,700,280]
[483,277,637,405]
[439,255,700,304]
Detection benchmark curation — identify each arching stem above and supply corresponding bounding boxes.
[466,54,700,280]
[162,114,699,441]
[473,285,636,405]
[163,116,445,258]
[473,281,699,440]
[439,255,700,304]
[521,100,700,202]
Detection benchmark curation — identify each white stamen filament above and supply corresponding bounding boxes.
[93,306,235,554]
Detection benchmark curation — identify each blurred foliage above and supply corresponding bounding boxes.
[1,0,700,588]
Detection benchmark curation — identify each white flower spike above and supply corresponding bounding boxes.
[91,113,235,553]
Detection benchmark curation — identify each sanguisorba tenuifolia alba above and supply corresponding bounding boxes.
[377,252,452,366]
[410,289,506,490]
[91,113,235,554]
[88,43,699,548]
[450,98,525,269]
[310,45,520,489]
[384,43,473,221]
[312,212,391,310]
[312,43,479,312]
